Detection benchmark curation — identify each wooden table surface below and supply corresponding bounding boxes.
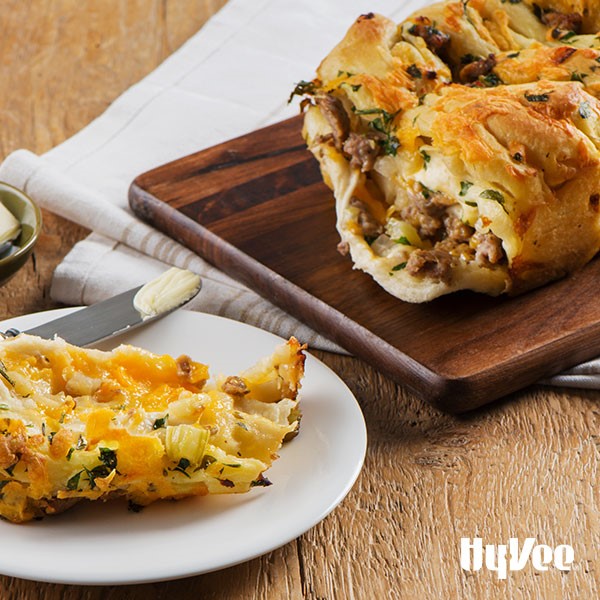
[0,1,598,598]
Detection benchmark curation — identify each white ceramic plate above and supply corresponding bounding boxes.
[0,308,366,585]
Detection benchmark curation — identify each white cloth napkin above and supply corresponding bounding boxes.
[0,0,420,354]
[0,0,595,389]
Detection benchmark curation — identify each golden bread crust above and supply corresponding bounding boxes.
[298,3,600,302]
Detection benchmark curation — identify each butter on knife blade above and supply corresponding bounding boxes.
[5,268,202,347]
[134,267,202,320]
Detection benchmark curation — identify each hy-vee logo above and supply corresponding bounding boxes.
[460,538,574,580]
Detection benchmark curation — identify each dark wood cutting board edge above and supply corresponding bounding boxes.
[128,116,600,413]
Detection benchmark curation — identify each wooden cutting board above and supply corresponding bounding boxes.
[129,116,600,413]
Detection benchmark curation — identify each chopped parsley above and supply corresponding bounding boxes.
[480,72,503,87]
[66,447,74,461]
[250,476,272,487]
[353,107,401,156]
[199,455,217,470]
[152,414,168,430]
[0,361,14,387]
[391,262,408,271]
[558,31,577,41]
[420,183,433,199]
[507,51,521,59]
[571,72,588,83]
[459,181,473,196]
[480,189,508,213]
[66,471,82,491]
[0,404,8,411]
[525,93,550,102]
[460,53,480,65]
[98,447,117,470]
[173,458,191,478]
[288,80,317,103]
[464,200,478,207]
[394,236,411,246]
[420,149,431,167]
[407,64,422,79]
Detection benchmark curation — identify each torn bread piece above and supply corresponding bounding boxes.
[297,4,600,302]
[0,334,304,523]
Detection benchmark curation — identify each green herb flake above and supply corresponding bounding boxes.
[99,447,117,470]
[465,200,478,207]
[66,447,74,461]
[5,464,16,477]
[199,455,217,470]
[480,72,502,87]
[394,236,411,246]
[459,181,473,196]
[480,189,508,213]
[420,149,431,167]
[571,72,588,83]
[560,31,577,41]
[0,404,9,411]
[407,64,422,79]
[580,101,592,119]
[0,361,15,387]
[288,80,317,103]
[152,414,168,430]
[173,458,192,478]
[420,183,433,199]
[391,262,408,272]
[250,476,273,488]
[66,471,82,491]
[351,84,362,92]
[525,93,550,102]
[223,463,242,468]
[75,435,86,450]
[507,52,521,58]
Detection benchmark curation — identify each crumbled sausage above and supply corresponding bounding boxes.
[337,241,350,256]
[343,133,380,172]
[444,215,474,243]
[350,197,383,237]
[221,376,249,396]
[406,249,453,283]
[315,94,350,149]
[408,17,450,55]
[474,232,505,266]
[542,11,582,37]
[459,54,496,84]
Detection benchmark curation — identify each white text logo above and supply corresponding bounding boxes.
[460,538,574,579]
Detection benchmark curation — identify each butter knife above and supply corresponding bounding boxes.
[4,268,202,347]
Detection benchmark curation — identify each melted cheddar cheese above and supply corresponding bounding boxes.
[0,335,305,523]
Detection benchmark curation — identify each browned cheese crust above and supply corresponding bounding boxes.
[296,1,600,302]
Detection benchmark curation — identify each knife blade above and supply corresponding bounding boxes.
[5,269,202,347]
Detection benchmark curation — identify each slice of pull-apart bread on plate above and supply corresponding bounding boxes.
[0,334,305,523]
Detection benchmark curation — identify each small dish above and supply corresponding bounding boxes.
[0,182,42,284]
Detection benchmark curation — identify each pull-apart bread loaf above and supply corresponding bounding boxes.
[298,1,600,302]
